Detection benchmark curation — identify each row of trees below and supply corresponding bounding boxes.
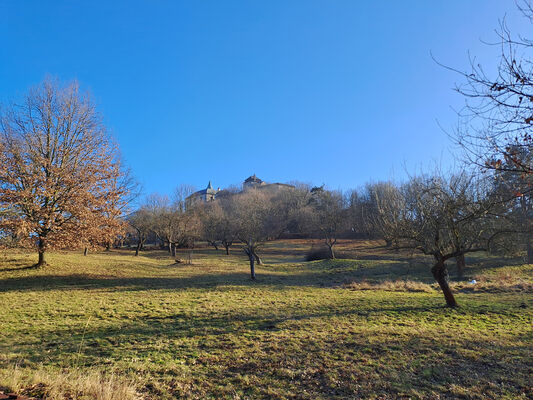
[125,165,531,307]
[1,69,531,308]
[1,2,532,309]
[127,186,310,279]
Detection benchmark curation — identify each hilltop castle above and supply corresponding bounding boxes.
[185,175,294,207]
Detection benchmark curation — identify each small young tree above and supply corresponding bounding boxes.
[127,207,153,256]
[178,207,202,263]
[198,201,223,250]
[308,187,347,259]
[231,190,272,279]
[146,194,175,256]
[0,79,131,266]
[148,188,200,260]
[199,199,238,254]
[218,197,240,255]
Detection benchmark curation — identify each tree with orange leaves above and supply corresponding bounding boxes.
[0,78,133,266]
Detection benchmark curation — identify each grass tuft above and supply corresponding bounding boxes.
[0,367,140,400]
[343,279,434,292]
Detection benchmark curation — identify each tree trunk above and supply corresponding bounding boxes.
[171,243,176,258]
[527,239,533,264]
[249,252,256,280]
[431,258,458,307]
[456,253,466,279]
[326,243,335,259]
[521,197,532,264]
[224,243,230,255]
[37,238,47,267]
[84,247,88,256]
[135,242,141,256]
[209,241,219,251]
[253,251,262,265]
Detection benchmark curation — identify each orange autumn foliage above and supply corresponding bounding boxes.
[0,79,131,265]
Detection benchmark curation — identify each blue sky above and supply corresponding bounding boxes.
[0,1,529,196]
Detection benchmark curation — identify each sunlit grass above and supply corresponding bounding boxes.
[0,241,531,399]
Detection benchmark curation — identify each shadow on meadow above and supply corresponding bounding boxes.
[1,244,530,399]
[7,295,503,368]
[0,272,390,293]
[0,253,524,295]
[7,298,530,399]
[0,259,439,293]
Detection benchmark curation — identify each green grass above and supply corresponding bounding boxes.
[0,241,531,399]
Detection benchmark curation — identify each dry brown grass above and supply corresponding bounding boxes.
[343,279,434,293]
[343,271,533,294]
[453,270,533,293]
[0,367,141,400]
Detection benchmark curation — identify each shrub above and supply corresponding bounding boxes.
[305,244,353,261]
[305,245,332,261]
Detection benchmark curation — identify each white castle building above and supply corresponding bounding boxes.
[185,174,294,207]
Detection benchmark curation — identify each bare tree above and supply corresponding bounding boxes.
[231,190,273,279]
[308,187,347,259]
[445,1,533,178]
[148,197,179,258]
[365,182,406,249]
[146,187,200,260]
[127,207,153,256]
[173,184,195,212]
[178,207,202,264]
[444,1,533,266]
[345,189,365,238]
[146,194,175,255]
[198,199,238,254]
[397,172,506,306]
[492,146,533,261]
[0,78,131,266]
[271,185,312,238]
[199,202,222,250]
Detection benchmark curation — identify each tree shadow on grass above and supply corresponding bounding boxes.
[0,260,440,293]
[4,300,530,399]
[6,301,445,365]
[1,253,526,296]
[0,264,40,272]
[0,272,375,293]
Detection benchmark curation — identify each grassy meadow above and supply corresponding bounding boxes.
[0,240,531,399]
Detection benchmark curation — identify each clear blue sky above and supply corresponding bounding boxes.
[0,1,529,196]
